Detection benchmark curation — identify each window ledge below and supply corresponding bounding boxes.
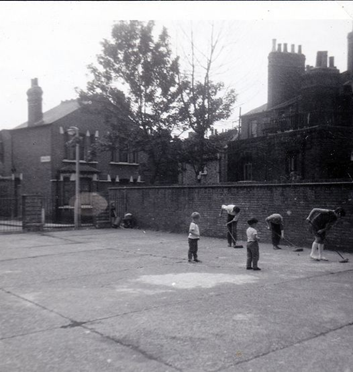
[58,205,93,209]
[109,162,139,166]
[62,159,98,164]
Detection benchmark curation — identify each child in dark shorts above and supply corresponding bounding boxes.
[246,218,261,271]
[188,212,201,263]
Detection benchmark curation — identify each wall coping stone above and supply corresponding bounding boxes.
[109,181,353,191]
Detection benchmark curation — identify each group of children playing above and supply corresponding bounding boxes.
[188,205,346,269]
[187,211,261,269]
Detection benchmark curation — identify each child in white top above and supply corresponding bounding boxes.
[246,218,261,271]
[188,212,201,263]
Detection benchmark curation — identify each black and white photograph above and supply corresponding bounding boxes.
[1,1,353,371]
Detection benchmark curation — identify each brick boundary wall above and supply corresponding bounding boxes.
[109,182,353,252]
[22,194,44,232]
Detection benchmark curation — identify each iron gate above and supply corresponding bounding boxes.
[0,197,22,233]
[42,194,96,230]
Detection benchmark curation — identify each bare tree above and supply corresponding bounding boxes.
[176,22,237,180]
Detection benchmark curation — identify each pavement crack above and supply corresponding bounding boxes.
[83,327,182,372]
[214,321,353,371]
[61,320,88,329]
[0,325,68,341]
[1,288,71,321]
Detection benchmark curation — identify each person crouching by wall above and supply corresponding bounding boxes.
[246,218,261,271]
[122,213,137,228]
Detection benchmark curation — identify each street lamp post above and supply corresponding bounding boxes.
[68,126,81,229]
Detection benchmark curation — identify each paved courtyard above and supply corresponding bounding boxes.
[0,228,352,372]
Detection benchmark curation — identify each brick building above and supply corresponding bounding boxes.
[178,129,238,185]
[0,79,144,221]
[228,31,353,183]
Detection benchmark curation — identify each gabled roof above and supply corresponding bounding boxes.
[242,96,300,117]
[269,96,299,111]
[242,103,267,116]
[215,128,239,143]
[14,99,80,129]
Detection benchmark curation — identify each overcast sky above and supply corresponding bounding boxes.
[1,1,353,131]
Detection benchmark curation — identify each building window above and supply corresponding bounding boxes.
[65,133,75,160]
[249,120,258,138]
[111,148,118,162]
[119,149,129,163]
[286,153,298,173]
[79,135,85,161]
[130,151,138,163]
[111,147,138,164]
[62,176,73,205]
[243,163,253,180]
[86,134,96,161]
[0,141,4,163]
[65,133,85,161]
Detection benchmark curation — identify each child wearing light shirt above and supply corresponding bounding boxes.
[188,212,201,263]
[246,218,261,271]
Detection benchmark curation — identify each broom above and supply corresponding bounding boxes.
[226,220,243,248]
[272,231,303,252]
[326,237,349,263]
[307,220,349,263]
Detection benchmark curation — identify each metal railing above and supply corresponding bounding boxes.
[0,197,22,233]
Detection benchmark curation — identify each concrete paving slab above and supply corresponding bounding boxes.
[225,325,353,372]
[87,270,353,371]
[0,290,67,339]
[0,327,179,372]
[0,248,175,288]
[0,229,352,372]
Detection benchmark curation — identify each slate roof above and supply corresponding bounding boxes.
[242,96,300,117]
[242,103,268,116]
[14,100,80,129]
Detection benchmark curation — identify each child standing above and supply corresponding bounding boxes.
[246,218,261,271]
[188,212,201,263]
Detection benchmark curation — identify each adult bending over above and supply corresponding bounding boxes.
[219,204,241,248]
[265,213,284,250]
[305,207,345,261]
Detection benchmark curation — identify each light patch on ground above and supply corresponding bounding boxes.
[135,273,259,289]
[115,286,174,295]
[22,292,43,302]
[232,313,253,321]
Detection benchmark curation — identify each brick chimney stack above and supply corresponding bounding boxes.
[27,78,43,126]
[316,51,328,68]
[268,40,305,109]
[329,56,335,68]
[347,27,353,76]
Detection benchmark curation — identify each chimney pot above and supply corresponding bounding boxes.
[27,78,43,126]
[316,51,328,68]
[329,56,335,68]
[291,44,295,53]
[277,43,282,52]
[298,45,302,54]
[283,43,288,53]
[272,39,276,52]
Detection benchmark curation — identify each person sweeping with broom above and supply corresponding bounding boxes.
[305,207,346,261]
[265,213,284,250]
[219,204,242,248]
